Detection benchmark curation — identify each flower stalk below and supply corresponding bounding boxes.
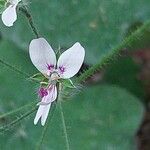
[19,6,39,38]
[59,100,70,150]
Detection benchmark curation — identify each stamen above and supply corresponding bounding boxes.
[50,72,60,81]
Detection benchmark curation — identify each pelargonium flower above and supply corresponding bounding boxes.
[29,38,85,126]
[1,0,21,27]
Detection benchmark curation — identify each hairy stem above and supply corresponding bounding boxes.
[59,101,70,150]
[19,6,40,38]
[0,105,38,133]
[76,21,150,83]
[0,58,39,83]
[0,58,29,78]
[0,101,36,120]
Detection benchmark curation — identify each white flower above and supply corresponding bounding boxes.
[29,38,85,126]
[1,0,21,27]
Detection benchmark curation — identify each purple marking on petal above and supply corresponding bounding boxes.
[59,66,65,74]
[38,87,48,98]
[47,64,54,71]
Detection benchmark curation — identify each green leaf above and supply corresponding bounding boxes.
[104,57,145,99]
[60,79,76,89]
[61,85,144,150]
[29,72,46,82]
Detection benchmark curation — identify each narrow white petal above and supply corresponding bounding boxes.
[1,5,17,27]
[41,103,51,126]
[57,42,85,79]
[34,105,45,125]
[29,38,57,76]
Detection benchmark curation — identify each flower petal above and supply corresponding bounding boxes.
[34,104,45,125]
[1,5,17,27]
[34,85,57,125]
[41,103,51,126]
[29,38,56,76]
[46,85,57,103]
[57,42,85,79]
[38,85,57,105]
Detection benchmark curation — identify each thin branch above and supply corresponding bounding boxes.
[0,101,36,120]
[59,101,70,150]
[19,6,40,38]
[76,20,150,83]
[0,58,29,78]
[0,105,38,133]
[0,58,39,83]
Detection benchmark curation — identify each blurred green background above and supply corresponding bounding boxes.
[0,0,150,149]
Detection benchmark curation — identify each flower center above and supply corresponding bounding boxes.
[50,72,60,81]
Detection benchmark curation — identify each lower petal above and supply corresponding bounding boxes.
[41,103,51,126]
[34,105,45,125]
[34,85,57,125]
[45,85,57,104]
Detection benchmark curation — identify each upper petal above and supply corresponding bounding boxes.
[29,38,56,76]
[57,42,85,79]
[1,5,17,27]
